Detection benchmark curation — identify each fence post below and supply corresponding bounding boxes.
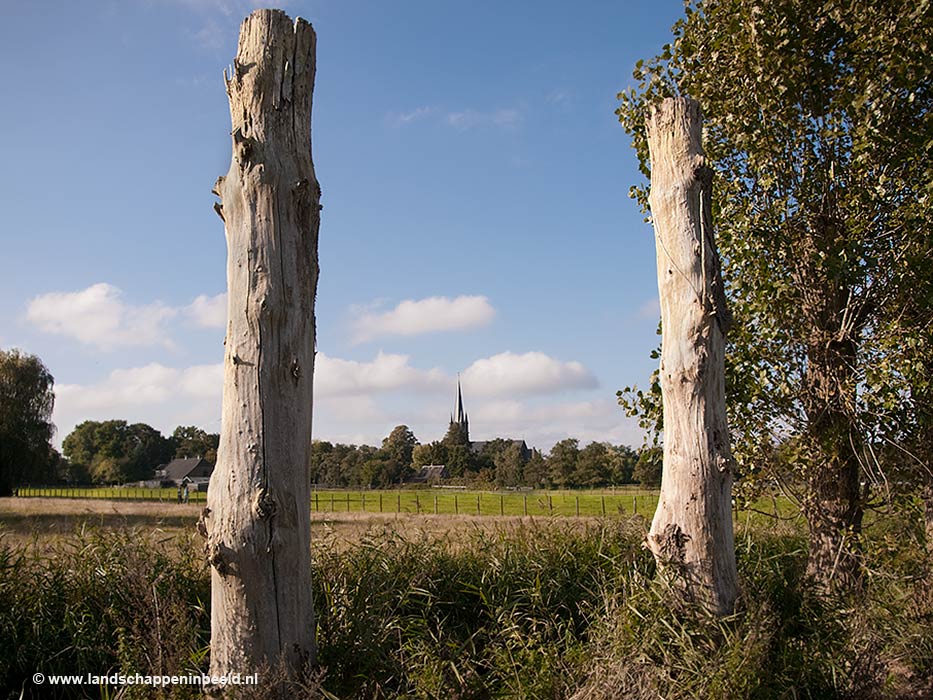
[499,494,504,516]
[476,494,481,516]
[455,494,459,515]
[330,492,334,512]
[634,496,637,514]
[523,494,528,516]
[548,494,553,516]
[434,494,438,515]
[416,493,420,514]
[601,495,606,516]
[397,492,401,514]
[346,492,350,512]
[362,492,366,512]
[575,495,580,517]
[379,493,383,513]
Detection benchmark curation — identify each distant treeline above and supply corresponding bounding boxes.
[22,417,661,490]
[52,421,220,486]
[311,424,662,489]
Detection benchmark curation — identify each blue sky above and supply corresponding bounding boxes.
[0,0,682,451]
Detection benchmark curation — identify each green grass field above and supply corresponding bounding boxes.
[15,486,659,517]
[14,485,800,526]
[310,488,661,517]
[16,485,209,503]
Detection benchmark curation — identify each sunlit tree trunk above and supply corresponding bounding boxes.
[202,8,320,680]
[644,97,738,615]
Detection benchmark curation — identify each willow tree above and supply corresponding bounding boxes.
[203,9,321,679]
[644,97,738,615]
[0,349,55,495]
[618,0,932,591]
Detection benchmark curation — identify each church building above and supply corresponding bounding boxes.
[447,379,531,461]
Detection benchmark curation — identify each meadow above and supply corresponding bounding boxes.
[0,495,929,699]
[14,487,663,519]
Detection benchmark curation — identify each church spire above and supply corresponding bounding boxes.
[457,375,466,425]
[448,375,469,444]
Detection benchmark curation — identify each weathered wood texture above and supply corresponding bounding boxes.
[204,9,320,678]
[645,97,738,615]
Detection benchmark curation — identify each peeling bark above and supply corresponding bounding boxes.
[644,97,738,615]
[204,9,319,680]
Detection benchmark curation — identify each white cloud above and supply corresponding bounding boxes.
[636,297,661,319]
[185,293,227,328]
[468,398,643,452]
[385,106,435,128]
[26,284,230,350]
[53,362,224,443]
[54,351,447,419]
[56,363,223,410]
[462,351,598,397]
[314,352,448,397]
[26,283,177,351]
[351,295,495,344]
[50,356,641,453]
[446,108,522,131]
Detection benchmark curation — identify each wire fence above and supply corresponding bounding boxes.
[14,486,660,517]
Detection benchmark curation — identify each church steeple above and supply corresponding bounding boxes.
[448,375,469,444]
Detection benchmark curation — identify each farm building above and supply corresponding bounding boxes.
[156,457,214,490]
[409,465,449,483]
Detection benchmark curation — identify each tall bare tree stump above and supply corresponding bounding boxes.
[203,9,320,680]
[644,97,738,615]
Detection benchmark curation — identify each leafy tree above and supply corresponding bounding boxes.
[359,455,391,488]
[0,349,57,494]
[309,440,334,484]
[347,445,378,486]
[522,449,548,489]
[310,441,377,487]
[443,420,470,449]
[54,447,90,484]
[171,425,220,463]
[617,0,931,590]
[412,441,447,469]
[573,442,610,487]
[493,442,526,488]
[632,446,663,487]
[606,444,638,485]
[62,420,173,484]
[548,439,580,488]
[444,444,473,479]
[381,425,418,473]
[440,418,477,477]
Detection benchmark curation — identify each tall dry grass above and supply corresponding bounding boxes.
[0,503,930,699]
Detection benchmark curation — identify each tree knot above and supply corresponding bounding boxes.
[207,542,234,577]
[197,507,211,539]
[254,488,277,520]
[656,523,690,566]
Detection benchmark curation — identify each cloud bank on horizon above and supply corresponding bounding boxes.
[32,284,636,451]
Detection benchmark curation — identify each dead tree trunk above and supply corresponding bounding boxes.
[644,97,738,615]
[203,9,320,680]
